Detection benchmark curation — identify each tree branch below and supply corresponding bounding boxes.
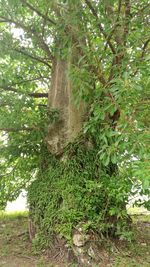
[20,0,56,25]
[0,127,39,132]
[84,0,116,54]
[0,16,53,59]
[107,1,131,82]
[118,0,122,14]
[124,0,131,46]
[0,85,48,98]
[141,38,150,58]
[28,92,48,98]
[10,76,49,86]
[102,1,122,53]
[14,48,51,68]
[0,102,47,108]
[132,38,150,77]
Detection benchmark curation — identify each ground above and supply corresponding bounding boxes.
[0,210,149,267]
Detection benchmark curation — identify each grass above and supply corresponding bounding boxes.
[0,211,28,220]
[0,210,149,267]
[112,213,150,267]
[127,206,150,216]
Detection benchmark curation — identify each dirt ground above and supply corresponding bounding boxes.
[0,212,150,267]
[0,213,37,267]
[0,256,36,267]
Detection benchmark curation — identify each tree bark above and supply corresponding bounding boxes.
[46,56,87,155]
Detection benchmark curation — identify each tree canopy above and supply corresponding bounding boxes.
[0,0,149,233]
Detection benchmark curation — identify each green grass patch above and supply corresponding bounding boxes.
[128,206,150,215]
[0,211,28,221]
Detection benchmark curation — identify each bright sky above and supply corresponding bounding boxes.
[5,191,28,212]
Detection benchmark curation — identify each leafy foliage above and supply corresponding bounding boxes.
[28,140,132,244]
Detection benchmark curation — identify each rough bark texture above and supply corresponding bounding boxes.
[47,57,86,155]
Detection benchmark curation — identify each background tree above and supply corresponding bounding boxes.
[0,0,150,262]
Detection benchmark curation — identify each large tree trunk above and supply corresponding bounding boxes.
[46,56,86,155]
